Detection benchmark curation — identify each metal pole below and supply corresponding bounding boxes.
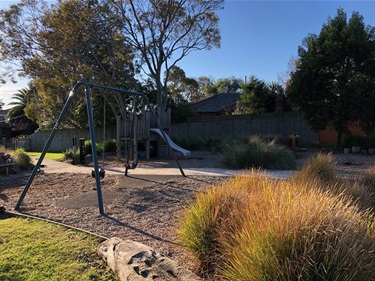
[15,87,77,210]
[83,83,104,215]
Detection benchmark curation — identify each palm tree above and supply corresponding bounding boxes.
[7,87,31,121]
[7,86,39,134]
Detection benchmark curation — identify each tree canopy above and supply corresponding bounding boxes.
[287,8,375,145]
[109,0,224,114]
[0,0,137,127]
[238,76,288,114]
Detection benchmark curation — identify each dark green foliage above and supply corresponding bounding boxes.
[220,136,297,170]
[287,9,375,145]
[103,139,116,152]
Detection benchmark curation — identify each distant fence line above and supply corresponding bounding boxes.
[18,127,117,152]
[16,112,318,151]
[169,112,318,144]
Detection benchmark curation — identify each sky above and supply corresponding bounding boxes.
[1,0,375,108]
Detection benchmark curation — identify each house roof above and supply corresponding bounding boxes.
[190,93,240,113]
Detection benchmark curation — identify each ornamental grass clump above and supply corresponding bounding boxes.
[220,136,296,170]
[293,152,338,185]
[12,148,33,169]
[360,165,375,193]
[178,174,375,280]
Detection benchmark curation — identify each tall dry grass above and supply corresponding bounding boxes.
[178,173,375,280]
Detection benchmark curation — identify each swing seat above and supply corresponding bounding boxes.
[91,168,105,179]
[125,160,138,170]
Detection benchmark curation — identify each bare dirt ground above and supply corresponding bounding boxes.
[1,149,375,274]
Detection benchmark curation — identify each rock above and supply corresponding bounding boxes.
[98,237,202,281]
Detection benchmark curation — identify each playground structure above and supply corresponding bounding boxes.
[119,108,191,160]
[15,81,186,215]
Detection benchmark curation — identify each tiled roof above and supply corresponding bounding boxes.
[190,93,240,113]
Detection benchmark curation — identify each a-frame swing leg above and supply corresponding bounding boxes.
[15,82,105,215]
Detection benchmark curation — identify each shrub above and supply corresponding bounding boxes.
[178,175,375,280]
[84,140,92,155]
[103,139,117,152]
[187,138,205,150]
[63,149,75,160]
[84,140,103,155]
[220,136,296,170]
[293,152,338,184]
[220,140,251,169]
[177,177,251,276]
[205,137,224,153]
[12,148,33,169]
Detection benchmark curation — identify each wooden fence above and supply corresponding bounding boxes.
[20,127,117,152]
[169,112,318,145]
[16,112,318,151]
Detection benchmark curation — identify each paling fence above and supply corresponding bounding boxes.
[169,112,318,145]
[17,127,117,152]
[15,112,318,152]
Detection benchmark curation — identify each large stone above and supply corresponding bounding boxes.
[98,237,202,281]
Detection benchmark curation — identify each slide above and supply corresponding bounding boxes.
[150,128,191,158]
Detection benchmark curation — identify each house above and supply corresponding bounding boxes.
[190,93,240,117]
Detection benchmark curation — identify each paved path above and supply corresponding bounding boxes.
[33,157,295,179]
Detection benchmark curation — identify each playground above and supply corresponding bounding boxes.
[0,150,227,271]
[1,149,375,270]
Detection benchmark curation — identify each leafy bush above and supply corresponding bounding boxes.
[220,136,296,170]
[84,140,93,155]
[63,148,74,160]
[178,175,375,280]
[12,148,33,169]
[103,139,117,152]
[84,140,103,155]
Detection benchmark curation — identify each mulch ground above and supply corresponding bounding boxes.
[1,149,375,273]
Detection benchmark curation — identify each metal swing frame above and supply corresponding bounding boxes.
[15,81,186,215]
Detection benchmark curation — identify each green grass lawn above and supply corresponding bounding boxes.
[0,215,116,281]
[27,152,65,161]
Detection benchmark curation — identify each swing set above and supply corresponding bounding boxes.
[15,81,186,215]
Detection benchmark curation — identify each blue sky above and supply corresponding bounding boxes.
[1,0,375,108]
[178,0,375,83]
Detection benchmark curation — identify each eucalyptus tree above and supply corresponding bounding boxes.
[287,9,375,145]
[0,0,136,127]
[203,77,242,96]
[109,0,224,115]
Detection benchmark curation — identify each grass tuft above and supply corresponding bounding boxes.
[293,152,337,184]
[220,136,296,170]
[178,174,375,280]
[12,148,34,169]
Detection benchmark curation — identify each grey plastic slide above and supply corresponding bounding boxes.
[150,128,191,158]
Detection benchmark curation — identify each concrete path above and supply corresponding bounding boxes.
[32,157,295,179]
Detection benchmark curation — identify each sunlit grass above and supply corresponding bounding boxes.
[178,173,375,280]
[0,215,116,281]
[27,151,65,161]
